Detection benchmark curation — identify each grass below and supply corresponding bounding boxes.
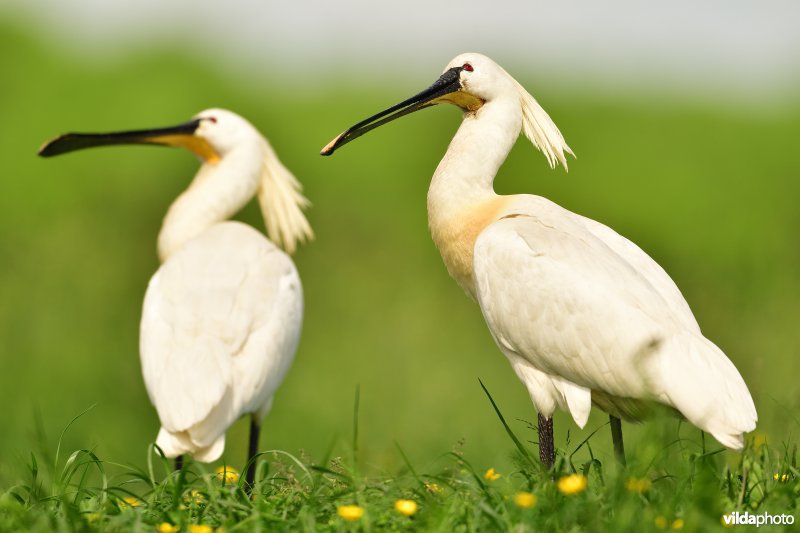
[2,387,797,532]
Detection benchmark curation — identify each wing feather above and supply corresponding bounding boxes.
[475,215,667,400]
[576,214,700,333]
[473,209,756,446]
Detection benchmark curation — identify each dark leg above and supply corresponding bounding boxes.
[609,415,626,466]
[245,416,261,493]
[538,413,555,470]
[174,455,184,472]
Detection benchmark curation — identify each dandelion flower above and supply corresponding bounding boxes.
[513,492,537,509]
[215,465,240,483]
[157,523,179,533]
[655,516,668,529]
[625,477,652,493]
[484,468,501,481]
[671,518,684,529]
[424,482,442,494]
[119,496,142,509]
[557,474,587,495]
[337,504,364,521]
[188,525,213,533]
[394,499,418,516]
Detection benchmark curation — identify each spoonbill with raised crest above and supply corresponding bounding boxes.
[321,53,756,468]
[39,108,313,488]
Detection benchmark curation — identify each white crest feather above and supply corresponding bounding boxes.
[513,78,575,170]
[258,140,314,254]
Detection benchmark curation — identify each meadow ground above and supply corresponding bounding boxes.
[1,388,798,532]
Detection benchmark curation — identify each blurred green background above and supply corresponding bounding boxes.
[1,5,799,485]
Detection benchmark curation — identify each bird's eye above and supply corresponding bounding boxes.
[206,116,218,124]
[462,63,474,72]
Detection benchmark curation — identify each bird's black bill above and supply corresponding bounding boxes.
[320,66,464,156]
[38,119,203,158]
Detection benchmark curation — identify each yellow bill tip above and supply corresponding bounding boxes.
[320,132,344,156]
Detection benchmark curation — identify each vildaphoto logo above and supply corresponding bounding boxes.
[722,511,795,527]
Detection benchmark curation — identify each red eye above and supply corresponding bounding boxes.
[462,63,473,72]
[207,116,218,123]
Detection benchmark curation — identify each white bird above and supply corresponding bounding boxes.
[321,53,757,467]
[39,109,313,486]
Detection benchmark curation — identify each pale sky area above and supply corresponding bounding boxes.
[4,0,799,106]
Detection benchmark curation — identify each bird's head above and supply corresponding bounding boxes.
[191,108,265,157]
[439,53,518,107]
[321,52,573,169]
[38,109,313,254]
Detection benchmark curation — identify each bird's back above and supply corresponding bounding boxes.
[473,195,756,448]
[140,221,303,460]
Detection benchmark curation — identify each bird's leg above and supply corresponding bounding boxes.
[245,415,261,493]
[538,413,555,470]
[609,415,626,466]
[174,455,184,472]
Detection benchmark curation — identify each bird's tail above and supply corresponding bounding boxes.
[657,332,757,449]
[155,427,226,463]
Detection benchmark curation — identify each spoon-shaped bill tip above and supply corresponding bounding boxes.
[38,134,78,157]
[320,133,344,156]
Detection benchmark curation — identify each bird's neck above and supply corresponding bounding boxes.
[427,98,521,295]
[157,146,262,261]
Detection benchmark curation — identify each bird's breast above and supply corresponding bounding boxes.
[428,197,509,297]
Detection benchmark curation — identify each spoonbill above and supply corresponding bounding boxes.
[39,109,313,487]
[321,53,757,468]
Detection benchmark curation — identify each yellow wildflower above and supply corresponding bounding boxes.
[188,525,213,533]
[513,492,537,509]
[85,513,101,523]
[185,489,206,505]
[557,473,588,495]
[625,477,652,493]
[773,473,789,482]
[119,496,142,509]
[752,433,767,449]
[337,504,365,521]
[394,499,418,516]
[157,523,179,533]
[424,482,442,494]
[671,518,684,529]
[484,468,501,481]
[215,465,240,483]
[655,516,668,529]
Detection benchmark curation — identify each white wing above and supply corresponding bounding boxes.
[576,214,700,333]
[140,221,302,457]
[474,200,756,448]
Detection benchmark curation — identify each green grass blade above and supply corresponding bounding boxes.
[478,379,537,471]
[52,403,96,495]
